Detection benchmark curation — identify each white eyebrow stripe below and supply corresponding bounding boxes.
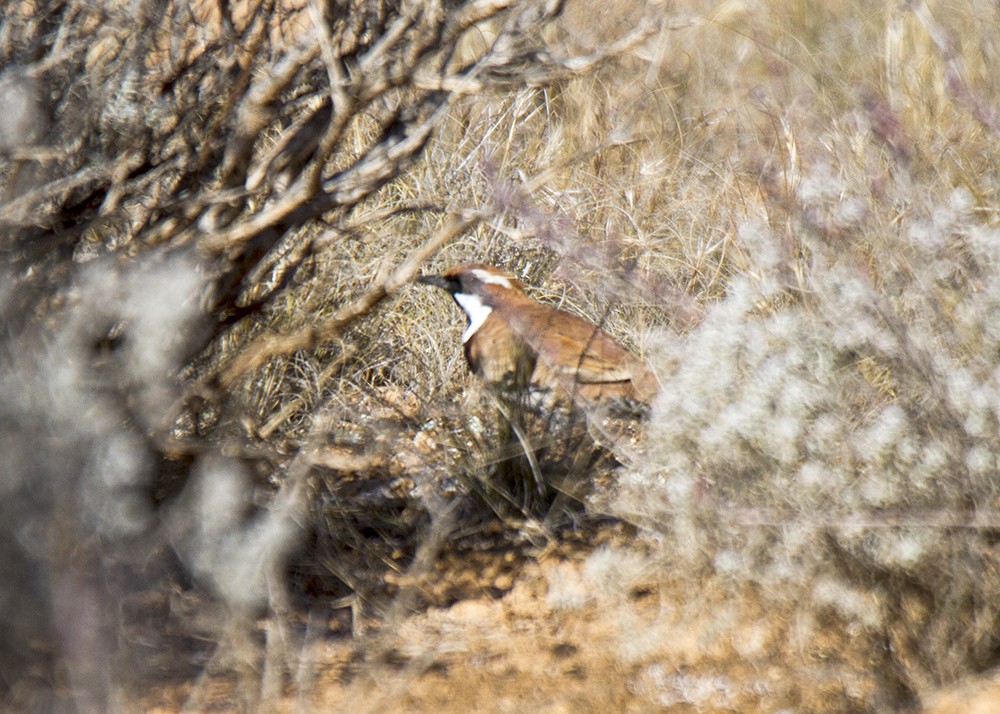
[470,269,513,288]
[454,292,493,343]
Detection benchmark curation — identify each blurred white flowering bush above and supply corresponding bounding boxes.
[617,170,1000,694]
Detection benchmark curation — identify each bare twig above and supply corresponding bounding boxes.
[218,210,484,387]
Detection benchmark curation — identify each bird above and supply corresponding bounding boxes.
[417,263,658,411]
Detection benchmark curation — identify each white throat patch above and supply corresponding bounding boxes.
[470,268,513,288]
[454,292,493,343]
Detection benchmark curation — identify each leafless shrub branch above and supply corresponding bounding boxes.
[0,0,657,708]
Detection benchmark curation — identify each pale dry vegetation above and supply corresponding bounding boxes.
[3,0,1000,712]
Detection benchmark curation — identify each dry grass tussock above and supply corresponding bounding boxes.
[3,0,1000,711]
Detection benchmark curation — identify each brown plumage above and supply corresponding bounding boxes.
[418,263,658,407]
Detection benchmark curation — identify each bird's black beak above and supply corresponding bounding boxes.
[416,273,453,291]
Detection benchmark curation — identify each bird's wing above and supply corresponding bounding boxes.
[502,300,642,384]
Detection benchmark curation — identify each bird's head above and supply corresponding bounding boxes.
[417,263,525,342]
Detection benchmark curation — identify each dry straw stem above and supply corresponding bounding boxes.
[257,343,359,439]
[218,210,483,387]
[908,0,1000,135]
